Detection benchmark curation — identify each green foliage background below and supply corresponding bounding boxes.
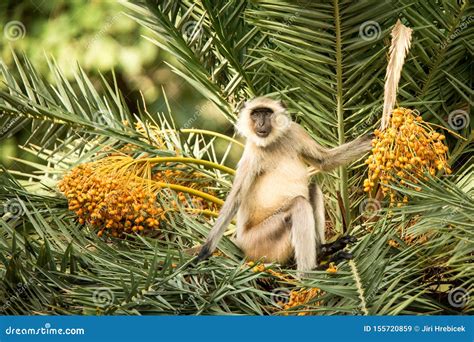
[0,0,230,169]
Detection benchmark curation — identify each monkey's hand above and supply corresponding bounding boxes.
[365,131,376,140]
[360,132,375,152]
[194,243,213,264]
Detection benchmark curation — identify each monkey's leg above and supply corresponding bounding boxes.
[238,196,317,272]
[309,183,326,249]
[289,196,317,273]
[308,184,357,264]
[237,210,292,265]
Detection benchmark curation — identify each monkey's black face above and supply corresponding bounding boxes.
[250,107,273,137]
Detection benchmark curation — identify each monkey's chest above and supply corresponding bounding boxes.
[246,157,308,222]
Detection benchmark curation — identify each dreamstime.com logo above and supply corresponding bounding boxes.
[359,20,382,41]
[2,198,25,220]
[92,287,115,308]
[3,20,26,41]
[181,20,202,41]
[359,198,381,219]
[270,287,291,306]
[448,287,470,308]
[5,323,85,336]
[448,109,470,131]
[273,113,292,131]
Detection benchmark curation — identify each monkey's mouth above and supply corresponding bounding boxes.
[256,131,270,137]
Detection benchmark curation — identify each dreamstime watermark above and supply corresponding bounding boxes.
[181,20,202,41]
[92,192,119,217]
[265,2,310,46]
[273,113,291,130]
[440,15,473,49]
[182,101,219,129]
[92,109,110,126]
[0,104,27,138]
[5,323,85,336]
[173,294,196,315]
[92,287,114,308]
[172,276,213,314]
[359,21,382,42]
[439,203,470,228]
[359,198,381,219]
[0,279,34,313]
[351,291,376,315]
[267,14,299,45]
[448,287,469,308]
[351,107,378,138]
[0,115,21,138]
[182,103,213,129]
[3,20,26,41]
[270,287,291,306]
[86,13,122,48]
[2,198,25,220]
[185,197,207,219]
[448,109,470,130]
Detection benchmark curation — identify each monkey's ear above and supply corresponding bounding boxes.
[279,100,287,109]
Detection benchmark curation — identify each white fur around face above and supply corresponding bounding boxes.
[236,97,291,147]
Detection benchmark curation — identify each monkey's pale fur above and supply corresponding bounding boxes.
[199,97,372,272]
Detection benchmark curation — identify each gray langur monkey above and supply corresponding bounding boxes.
[196,97,372,272]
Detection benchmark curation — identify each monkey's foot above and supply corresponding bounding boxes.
[320,235,356,257]
[194,243,212,264]
[328,250,353,264]
[316,251,353,270]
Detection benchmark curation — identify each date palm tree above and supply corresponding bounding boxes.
[0,0,472,315]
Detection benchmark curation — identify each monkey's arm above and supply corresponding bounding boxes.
[296,124,373,171]
[195,170,245,262]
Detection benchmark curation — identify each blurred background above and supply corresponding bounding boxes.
[0,0,232,170]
